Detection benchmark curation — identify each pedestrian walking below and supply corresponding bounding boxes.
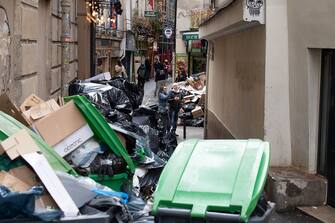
[115,60,127,79]
[137,63,146,92]
[168,83,182,135]
[154,57,166,96]
[164,59,171,78]
[145,57,151,81]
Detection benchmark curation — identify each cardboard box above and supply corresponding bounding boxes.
[53,124,94,157]
[22,99,60,124]
[198,93,206,105]
[34,101,88,147]
[0,94,30,126]
[0,171,31,192]
[20,94,44,112]
[192,106,204,118]
[183,95,194,103]
[0,130,79,217]
[9,166,58,209]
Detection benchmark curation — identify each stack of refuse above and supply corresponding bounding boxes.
[176,72,206,127]
[0,74,177,222]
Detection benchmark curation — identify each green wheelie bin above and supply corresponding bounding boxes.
[152,139,275,223]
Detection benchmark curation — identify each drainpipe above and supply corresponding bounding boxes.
[61,0,71,96]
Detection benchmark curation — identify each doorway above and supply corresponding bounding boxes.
[318,49,335,206]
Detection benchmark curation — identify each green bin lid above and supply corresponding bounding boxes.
[152,139,270,222]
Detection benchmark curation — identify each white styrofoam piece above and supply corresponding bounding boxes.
[22,152,79,217]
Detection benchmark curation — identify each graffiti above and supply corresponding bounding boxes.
[246,0,264,16]
[0,7,11,95]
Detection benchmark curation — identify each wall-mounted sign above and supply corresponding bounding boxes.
[144,10,157,17]
[182,32,199,41]
[164,28,173,39]
[243,0,265,24]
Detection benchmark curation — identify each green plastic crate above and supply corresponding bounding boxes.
[152,139,271,223]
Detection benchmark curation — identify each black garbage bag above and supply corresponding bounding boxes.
[139,125,160,154]
[184,117,204,127]
[68,81,133,114]
[127,195,154,223]
[107,78,144,110]
[179,112,193,120]
[88,196,131,222]
[161,132,178,156]
[133,107,158,129]
[108,123,166,169]
[0,186,61,221]
[182,103,196,112]
[139,168,163,200]
[108,109,133,123]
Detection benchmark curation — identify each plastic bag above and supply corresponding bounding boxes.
[0,186,62,221]
[107,77,144,110]
[69,81,133,114]
[65,139,103,168]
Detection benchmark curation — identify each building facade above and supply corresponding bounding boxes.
[200,0,335,207]
[0,0,79,104]
[175,0,211,77]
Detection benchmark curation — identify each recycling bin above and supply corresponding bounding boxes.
[152,139,275,223]
[64,96,135,191]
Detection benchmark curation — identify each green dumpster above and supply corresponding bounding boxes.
[152,139,274,223]
[0,111,76,175]
[64,95,135,191]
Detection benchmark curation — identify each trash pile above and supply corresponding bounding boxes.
[176,72,206,127]
[0,74,177,222]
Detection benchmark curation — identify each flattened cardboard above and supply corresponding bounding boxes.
[29,99,60,120]
[0,171,31,192]
[0,94,30,126]
[0,130,79,217]
[192,106,204,118]
[34,101,87,146]
[9,166,58,209]
[9,166,39,186]
[20,94,44,112]
[0,129,39,160]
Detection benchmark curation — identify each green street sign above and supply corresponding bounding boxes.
[183,33,199,41]
[145,11,157,17]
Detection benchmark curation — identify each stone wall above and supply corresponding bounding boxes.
[0,0,78,104]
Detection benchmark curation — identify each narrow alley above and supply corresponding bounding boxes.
[0,0,334,222]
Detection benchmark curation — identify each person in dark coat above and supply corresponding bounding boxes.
[154,57,165,96]
[137,63,146,92]
[168,83,182,135]
[145,57,151,81]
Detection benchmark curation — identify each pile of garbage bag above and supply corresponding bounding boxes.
[0,74,177,222]
[175,72,206,127]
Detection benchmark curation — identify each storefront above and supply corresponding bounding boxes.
[182,31,207,76]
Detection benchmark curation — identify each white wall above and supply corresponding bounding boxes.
[264,0,292,167]
[176,0,211,54]
[207,26,265,139]
[286,0,335,172]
